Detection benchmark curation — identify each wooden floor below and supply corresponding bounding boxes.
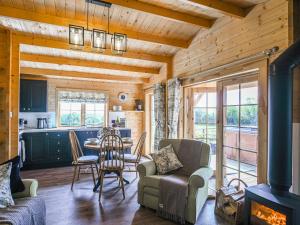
[21,167,228,225]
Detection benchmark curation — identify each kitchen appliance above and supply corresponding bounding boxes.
[19,118,26,130]
[37,118,48,129]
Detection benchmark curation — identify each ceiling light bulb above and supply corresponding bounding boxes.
[95,37,102,47]
[73,32,80,45]
[115,38,122,50]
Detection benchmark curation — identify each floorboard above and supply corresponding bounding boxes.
[21,167,229,225]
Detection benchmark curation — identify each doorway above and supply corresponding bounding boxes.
[218,77,259,187]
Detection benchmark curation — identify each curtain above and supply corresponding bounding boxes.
[57,90,107,103]
[153,83,166,151]
[167,78,181,139]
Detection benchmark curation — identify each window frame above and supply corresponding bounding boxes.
[56,90,108,127]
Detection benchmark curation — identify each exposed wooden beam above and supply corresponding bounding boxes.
[188,0,247,18]
[0,6,189,48]
[20,67,149,83]
[21,53,160,74]
[13,33,171,63]
[104,0,213,28]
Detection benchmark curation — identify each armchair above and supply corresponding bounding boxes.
[137,139,213,224]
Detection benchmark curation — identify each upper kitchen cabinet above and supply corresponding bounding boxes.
[20,79,47,112]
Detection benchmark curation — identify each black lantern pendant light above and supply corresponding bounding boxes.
[68,0,127,55]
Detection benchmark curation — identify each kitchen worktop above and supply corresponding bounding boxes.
[19,127,131,134]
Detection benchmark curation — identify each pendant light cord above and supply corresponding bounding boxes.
[107,6,110,34]
[87,1,89,30]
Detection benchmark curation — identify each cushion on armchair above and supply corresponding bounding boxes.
[0,156,25,194]
[138,139,212,224]
[0,163,15,208]
[150,144,183,174]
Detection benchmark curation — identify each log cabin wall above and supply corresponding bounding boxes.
[172,0,289,79]
[0,28,11,163]
[171,0,289,187]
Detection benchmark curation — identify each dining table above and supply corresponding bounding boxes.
[84,139,134,192]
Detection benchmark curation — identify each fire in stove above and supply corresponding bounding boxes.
[251,201,286,225]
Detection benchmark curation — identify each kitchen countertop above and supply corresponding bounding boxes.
[19,127,131,134]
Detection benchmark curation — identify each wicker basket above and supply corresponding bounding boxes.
[214,178,248,225]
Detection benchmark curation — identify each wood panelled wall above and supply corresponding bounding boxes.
[44,78,144,112]
[0,28,11,163]
[173,0,289,78]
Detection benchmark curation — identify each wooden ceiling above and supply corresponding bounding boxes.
[0,0,263,83]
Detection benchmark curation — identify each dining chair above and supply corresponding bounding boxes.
[123,132,147,177]
[69,130,99,190]
[98,134,125,200]
[97,127,121,140]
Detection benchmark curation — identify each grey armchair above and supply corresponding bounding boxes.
[137,139,213,224]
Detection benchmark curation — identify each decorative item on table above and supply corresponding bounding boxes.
[118,92,128,102]
[215,178,247,225]
[85,138,100,145]
[135,99,143,111]
[97,127,120,139]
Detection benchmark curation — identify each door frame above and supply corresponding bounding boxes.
[217,75,259,188]
[181,59,269,189]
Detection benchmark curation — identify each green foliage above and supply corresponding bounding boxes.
[85,114,104,126]
[60,112,81,126]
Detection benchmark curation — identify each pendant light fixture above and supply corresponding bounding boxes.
[69,0,127,55]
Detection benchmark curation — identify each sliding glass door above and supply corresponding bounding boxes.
[220,77,258,187]
[193,88,217,171]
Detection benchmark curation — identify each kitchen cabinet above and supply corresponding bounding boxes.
[20,79,47,112]
[22,131,72,169]
[21,128,132,170]
[75,130,98,156]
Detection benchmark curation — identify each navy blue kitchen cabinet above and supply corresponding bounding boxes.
[22,131,72,170]
[119,129,132,154]
[21,128,132,170]
[75,130,98,156]
[20,79,47,112]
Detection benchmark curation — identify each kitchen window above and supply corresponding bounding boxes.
[57,90,107,127]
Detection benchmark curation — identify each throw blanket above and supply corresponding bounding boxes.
[158,175,189,224]
[158,139,205,224]
[177,139,203,176]
[0,197,46,225]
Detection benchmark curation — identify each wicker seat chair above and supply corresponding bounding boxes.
[98,134,126,200]
[69,130,99,190]
[123,131,146,177]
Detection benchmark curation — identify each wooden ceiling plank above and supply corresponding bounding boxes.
[20,53,160,74]
[20,67,149,83]
[13,32,172,63]
[104,0,214,28]
[44,0,56,15]
[0,5,189,48]
[188,0,247,18]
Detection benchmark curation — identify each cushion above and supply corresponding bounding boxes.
[78,155,98,163]
[1,156,25,193]
[123,154,138,163]
[150,145,183,175]
[0,163,15,208]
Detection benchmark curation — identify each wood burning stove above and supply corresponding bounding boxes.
[244,184,300,225]
[244,39,300,225]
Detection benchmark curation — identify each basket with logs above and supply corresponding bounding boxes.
[215,178,248,225]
